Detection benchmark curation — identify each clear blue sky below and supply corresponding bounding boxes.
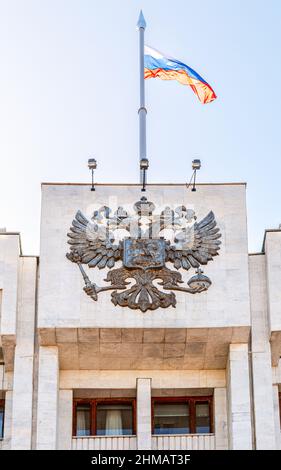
[0,0,280,254]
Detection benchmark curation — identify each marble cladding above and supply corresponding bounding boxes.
[38,184,251,330]
[38,326,249,371]
[0,184,280,450]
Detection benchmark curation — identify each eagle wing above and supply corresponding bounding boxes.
[166,211,221,270]
[66,210,122,269]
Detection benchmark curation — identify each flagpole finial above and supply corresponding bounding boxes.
[137,10,146,30]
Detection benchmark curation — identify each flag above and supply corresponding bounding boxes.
[144,45,217,104]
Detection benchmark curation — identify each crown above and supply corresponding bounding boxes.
[133,196,155,215]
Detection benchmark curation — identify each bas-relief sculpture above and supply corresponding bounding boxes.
[66,197,221,312]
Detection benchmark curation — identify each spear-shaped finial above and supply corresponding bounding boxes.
[137,10,146,30]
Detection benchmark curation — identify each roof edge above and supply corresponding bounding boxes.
[262,229,281,253]
[0,232,22,255]
[41,181,247,187]
[249,252,264,256]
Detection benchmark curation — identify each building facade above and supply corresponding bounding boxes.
[0,182,280,450]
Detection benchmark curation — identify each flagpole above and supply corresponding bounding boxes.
[137,10,148,188]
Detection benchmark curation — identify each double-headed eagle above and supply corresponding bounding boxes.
[66,197,221,312]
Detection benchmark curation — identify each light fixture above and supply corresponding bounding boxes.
[191,159,201,192]
[88,158,97,191]
[140,158,149,192]
[192,159,201,171]
[186,159,202,192]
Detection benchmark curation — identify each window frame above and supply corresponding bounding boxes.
[73,398,136,437]
[0,399,4,440]
[151,396,213,435]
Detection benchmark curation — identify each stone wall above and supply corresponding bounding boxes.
[38,183,251,331]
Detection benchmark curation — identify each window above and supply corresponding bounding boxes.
[76,404,91,436]
[73,399,136,437]
[96,404,133,436]
[152,397,213,435]
[195,402,211,433]
[0,400,4,439]
[154,403,190,434]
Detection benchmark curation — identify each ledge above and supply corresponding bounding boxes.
[41,182,247,187]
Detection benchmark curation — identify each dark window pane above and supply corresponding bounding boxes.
[195,402,210,433]
[96,404,133,436]
[76,404,91,436]
[154,403,189,435]
[0,406,4,439]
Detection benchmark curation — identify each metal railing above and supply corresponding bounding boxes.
[72,433,215,450]
[152,433,215,450]
[72,435,137,450]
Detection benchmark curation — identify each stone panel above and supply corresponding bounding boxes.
[38,184,251,331]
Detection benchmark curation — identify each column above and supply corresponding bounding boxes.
[58,390,73,450]
[137,378,151,450]
[36,346,59,449]
[11,356,34,449]
[251,353,276,449]
[214,387,228,450]
[11,258,37,449]
[273,385,281,450]
[226,343,252,449]
[249,254,277,449]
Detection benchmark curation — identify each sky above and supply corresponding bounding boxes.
[0,0,280,255]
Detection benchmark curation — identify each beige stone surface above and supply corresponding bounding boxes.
[143,329,165,343]
[214,388,228,450]
[58,390,73,450]
[38,328,56,346]
[270,331,281,366]
[121,328,144,343]
[0,234,21,370]
[56,328,78,343]
[264,231,281,334]
[163,343,185,358]
[137,378,151,450]
[59,369,226,389]
[1,183,281,450]
[39,326,249,371]
[272,385,281,450]
[100,328,122,343]
[164,328,186,343]
[38,184,251,331]
[227,343,252,449]
[0,335,15,371]
[36,346,59,450]
[11,257,37,450]
[272,361,281,384]
[78,328,99,343]
[0,235,20,337]
[1,370,13,391]
[59,343,79,369]
[249,255,277,449]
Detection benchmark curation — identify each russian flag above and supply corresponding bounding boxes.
[144,45,217,104]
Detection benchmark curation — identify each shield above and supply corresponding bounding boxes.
[123,238,165,269]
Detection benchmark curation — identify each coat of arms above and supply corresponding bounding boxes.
[66,197,221,312]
